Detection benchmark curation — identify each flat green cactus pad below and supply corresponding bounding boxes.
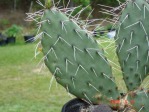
[115,0,149,91]
[128,89,149,112]
[40,8,120,104]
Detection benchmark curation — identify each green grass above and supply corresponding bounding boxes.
[0,44,71,112]
[1,39,149,112]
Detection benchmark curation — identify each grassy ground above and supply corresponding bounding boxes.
[0,39,149,112]
[0,44,71,112]
[0,39,125,112]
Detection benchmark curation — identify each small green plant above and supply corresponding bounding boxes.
[3,24,22,37]
[27,0,149,111]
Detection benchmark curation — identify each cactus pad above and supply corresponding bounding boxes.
[40,8,120,104]
[128,89,149,112]
[115,0,149,91]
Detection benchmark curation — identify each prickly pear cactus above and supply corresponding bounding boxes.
[27,0,149,111]
[115,0,149,91]
[40,7,119,104]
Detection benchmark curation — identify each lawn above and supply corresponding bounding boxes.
[0,44,71,112]
[0,39,149,112]
[0,39,125,112]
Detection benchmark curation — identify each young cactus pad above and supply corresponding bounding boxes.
[39,7,120,104]
[128,89,149,111]
[115,0,149,91]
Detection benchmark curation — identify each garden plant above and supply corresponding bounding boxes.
[3,24,22,38]
[27,0,149,111]
[3,24,22,44]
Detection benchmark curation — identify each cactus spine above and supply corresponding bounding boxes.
[27,0,149,111]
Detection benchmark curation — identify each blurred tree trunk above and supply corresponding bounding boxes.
[14,0,17,11]
[19,0,36,12]
[29,1,33,12]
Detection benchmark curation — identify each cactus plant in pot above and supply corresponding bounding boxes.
[27,0,149,111]
[3,24,22,44]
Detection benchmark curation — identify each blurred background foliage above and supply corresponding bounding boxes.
[0,0,125,11]
[0,0,125,28]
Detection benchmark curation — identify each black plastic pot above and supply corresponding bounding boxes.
[107,28,116,32]
[100,30,107,35]
[0,40,7,46]
[0,33,7,46]
[24,35,34,43]
[62,98,114,112]
[61,98,90,112]
[93,30,107,37]
[6,37,16,44]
